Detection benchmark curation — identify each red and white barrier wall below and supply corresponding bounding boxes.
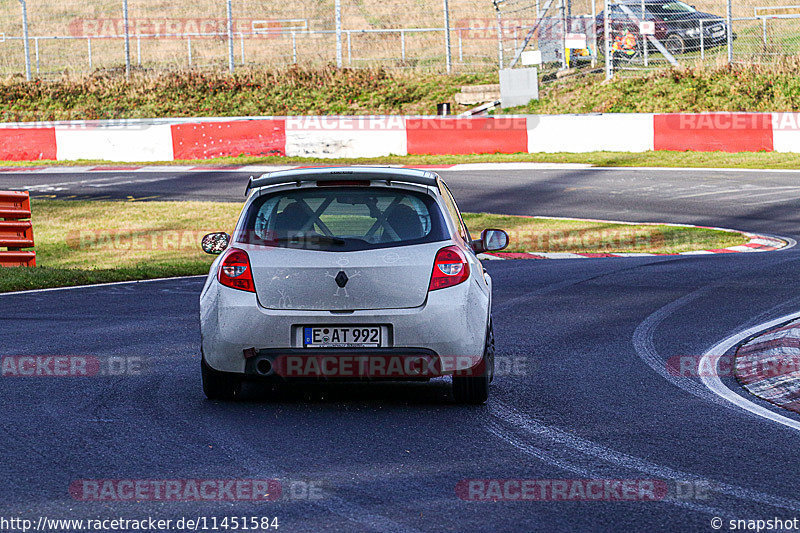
[1,112,799,162]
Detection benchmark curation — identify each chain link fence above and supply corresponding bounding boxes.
[0,0,510,77]
[493,0,800,78]
[597,0,732,74]
[732,2,800,61]
[493,0,598,70]
[0,0,798,79]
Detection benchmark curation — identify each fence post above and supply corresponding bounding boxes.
[559,0,567,69]
[18,0,31,81]
[700,19,705,59]
[591,0,597,66]
[495,9,503,69]
[291,31,297,63]
[401,29,406,62]
[226,0,235,73]
[443,0,452,73]
[123,0,131,78]
[335,0,343,68]
[641,0,648,66]
[34,37,39,74]
[604,0,612,79]
[187,36,192,67]
[513,27,517,54]
[726,0,733,63]
[88,37,92,70]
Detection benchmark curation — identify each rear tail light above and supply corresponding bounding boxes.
[218,248,255,293]
[429,245,470,291]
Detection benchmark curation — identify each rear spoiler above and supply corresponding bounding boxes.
[245,168,439,196]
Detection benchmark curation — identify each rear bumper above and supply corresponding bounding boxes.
[200,275,489,375]
[687,33,732,47]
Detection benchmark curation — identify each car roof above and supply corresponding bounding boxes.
[247,167,439,194]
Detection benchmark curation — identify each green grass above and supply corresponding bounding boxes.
[0,199,238,292]
[30,199,241,268]
[0,264,208,293]
[504,61,800,114]
[0,67,496,121]
[0,199,750,293]
[462,213,748,254]
[8,62,800,124]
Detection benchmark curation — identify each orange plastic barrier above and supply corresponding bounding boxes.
[0,191,35,267]
[0,191,31,219]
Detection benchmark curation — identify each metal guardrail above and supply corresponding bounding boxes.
[754,4,800,15]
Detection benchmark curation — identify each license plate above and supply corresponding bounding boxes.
[303,326,381,348]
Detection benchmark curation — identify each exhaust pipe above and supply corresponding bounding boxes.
[255,358,274,376]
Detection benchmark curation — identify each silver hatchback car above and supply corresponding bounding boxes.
[199,167,508,404]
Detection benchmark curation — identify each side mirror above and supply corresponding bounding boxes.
[472,229,509,253]
[201,232,230,255]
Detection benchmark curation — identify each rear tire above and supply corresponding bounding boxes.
[452,372,489,405]
[452,319,493,405]
[665,34,685,56]
[202,358,242,400]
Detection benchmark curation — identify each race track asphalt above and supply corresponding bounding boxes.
[2,166,800,532]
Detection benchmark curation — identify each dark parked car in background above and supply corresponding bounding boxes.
[596,0,736,56]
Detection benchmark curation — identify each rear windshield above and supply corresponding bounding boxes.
[646,1,696,17]
[237,187,449,252]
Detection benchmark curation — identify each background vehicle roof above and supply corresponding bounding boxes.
[248,167,439,193]
[618,1,681,4]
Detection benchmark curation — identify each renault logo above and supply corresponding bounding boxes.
[334,271,349,288]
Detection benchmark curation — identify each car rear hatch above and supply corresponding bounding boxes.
[249,242,444,310]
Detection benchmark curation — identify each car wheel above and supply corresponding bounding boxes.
[665,34,685,56]
[452,319,493,404]
[202,357,242,400]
